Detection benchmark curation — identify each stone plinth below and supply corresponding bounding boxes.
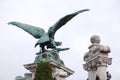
[83,35,112,80]
[24,60,74,80]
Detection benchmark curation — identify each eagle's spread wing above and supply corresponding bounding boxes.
[8,22,45,39]
[48,9,89,39]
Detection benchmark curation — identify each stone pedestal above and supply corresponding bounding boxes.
[24,60,74,80]
[24,63,36,80]
[97,66,107,80]
[83,35,112,80]
[88,71,96,80]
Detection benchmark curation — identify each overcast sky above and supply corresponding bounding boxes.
[0,0,120,80]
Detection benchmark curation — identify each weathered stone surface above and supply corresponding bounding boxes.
[83,35,112,80]
[24,60,74,80]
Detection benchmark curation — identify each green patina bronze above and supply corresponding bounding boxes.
[8,9,89,65]
[34,48,65,65]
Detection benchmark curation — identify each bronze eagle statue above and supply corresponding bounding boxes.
[8,9,89,52]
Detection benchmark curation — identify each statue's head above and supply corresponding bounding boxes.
[90,35,101,44]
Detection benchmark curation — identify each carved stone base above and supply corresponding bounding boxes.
[83,35,112,80]
[24,60,74,80]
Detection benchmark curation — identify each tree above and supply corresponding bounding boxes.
[34,61,56,80]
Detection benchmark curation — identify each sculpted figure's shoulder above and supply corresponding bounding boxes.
[89,35,110,53]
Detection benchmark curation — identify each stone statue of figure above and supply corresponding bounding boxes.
[8,9,89,52]
[88,35,111,57]
[84,35,112,80]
